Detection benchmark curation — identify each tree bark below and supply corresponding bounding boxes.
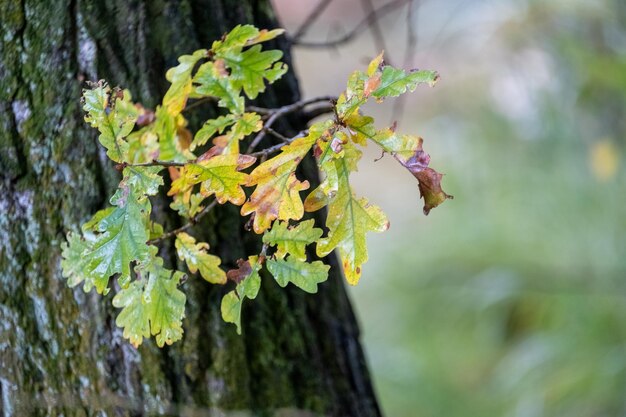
[0,1,382,416]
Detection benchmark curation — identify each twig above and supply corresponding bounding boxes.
[118,160,188,169]
[263,126,291,143]
[301,103,336,121]
[391,0,418,124]
[291,0,335,42]
[246,95,336,153]
[290,0,408,48]
[361,0,391,64]
[182,97,215,113]
[148,199,218,244]
[249,131,307,159]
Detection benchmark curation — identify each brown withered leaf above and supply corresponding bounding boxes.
[415,168,453,215]
[393,138,452,215]
[226,259,252,284]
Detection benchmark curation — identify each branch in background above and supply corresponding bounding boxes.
[291,0,335,42]
[391,0,419,124]
[290,0,408,48]
[147,199,218,245]
[302,103,336,121]
[246,95,337,153]
[361,0,392,64]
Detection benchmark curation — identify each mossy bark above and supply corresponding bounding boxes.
[0,1,382,416]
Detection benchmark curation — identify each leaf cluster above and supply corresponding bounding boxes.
[62,26,451,345]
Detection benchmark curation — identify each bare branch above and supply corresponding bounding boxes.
[292,0,335,42]
[391,0,419,124]
[249,131,307,159]
[290,0,408,48]
[361,0,391,63]
[246,95,336,153]
[118,160,188,169]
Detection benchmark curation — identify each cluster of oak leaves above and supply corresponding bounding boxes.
[61,25,451,347]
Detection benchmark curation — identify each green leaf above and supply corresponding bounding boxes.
[82,207,115,233]
[175,232,226,284]
[82,85,138,162]
[212,24,260,52]
[163,49,207,115]
[194,61,244,113]
[266,256,329,293]
[154,107,195,162]
[192,112,262,154]
[221,44,287,99]
[221,256,262,334]
[316,145,389,285]
[61,232,94,290]
[245,28,286,46]
[123,166,164,196]
[82,183,151,294]
[371,66,439,99]
[192,114,237,150]
[335,70,368,119]
[113,256,186,347]
[262,219,322,261]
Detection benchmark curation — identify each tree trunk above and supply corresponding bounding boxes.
[0,1,382,416]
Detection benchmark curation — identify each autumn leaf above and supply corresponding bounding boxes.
[221,256,262,334]
[169,153,256,206]
[371,66,439,100]
[316,145,389,285]
[241,132,321,233]
[344,113,451,214]
[220,44,287,99]
[266,256,329,293]
[113,253,186,347]
[72,182,152,294]
[175,232,226,284]
[194,61,244,113]
[262,219,322,261]
[192,114,237,150]
[82,84,138,163]
[163,49,208,115]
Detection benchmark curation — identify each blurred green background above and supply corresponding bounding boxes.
[275,0,626,416]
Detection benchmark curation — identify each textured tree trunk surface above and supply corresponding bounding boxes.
[0,1,382,416]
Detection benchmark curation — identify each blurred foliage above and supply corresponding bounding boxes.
[335,0,626,416]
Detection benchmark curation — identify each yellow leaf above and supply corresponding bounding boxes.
[241,133,319,233]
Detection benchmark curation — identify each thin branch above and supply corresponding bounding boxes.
[361,0,391,64]
[301,103,336,121]
[246,95,336,153]
[263,126,291,143]
[118,160,188,169]
[391,0,419,124]
[291,0,335,42]
[249,131,307,159]
[244,105,273,115]
[182,97,215,113]
[290,0,408,48]
[148,199,218,245]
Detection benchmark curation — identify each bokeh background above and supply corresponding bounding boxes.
[274,0,626,416]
